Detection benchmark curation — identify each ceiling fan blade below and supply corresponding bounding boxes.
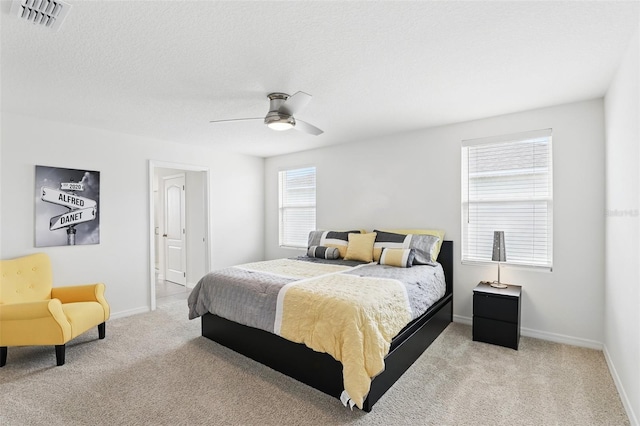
[279,91,312,115]
[210,117,262,123]
[294,119,323,136]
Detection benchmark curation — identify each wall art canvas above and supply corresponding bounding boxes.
[35,165,100,247]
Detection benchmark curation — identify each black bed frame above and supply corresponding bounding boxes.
[201,240,454,412]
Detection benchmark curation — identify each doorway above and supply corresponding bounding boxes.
[148,161,211,311]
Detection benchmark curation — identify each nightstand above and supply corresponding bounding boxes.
[472,282,522,350]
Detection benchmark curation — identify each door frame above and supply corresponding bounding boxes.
[148,160,211,311]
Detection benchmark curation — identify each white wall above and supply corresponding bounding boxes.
[0,113,264,317]
[265,99,606,347]
[604,29,640,426]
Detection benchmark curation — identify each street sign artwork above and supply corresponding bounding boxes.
[41,187,97,210]
[49,207,97,231]
[35,165,100,247]
[60,182,84,191]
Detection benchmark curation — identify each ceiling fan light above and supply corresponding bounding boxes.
[267,121,294,131]
[265,114,295,131]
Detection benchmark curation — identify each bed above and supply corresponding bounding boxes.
[188,236,453,412]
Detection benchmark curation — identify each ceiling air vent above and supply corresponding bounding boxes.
[10,0,72,32]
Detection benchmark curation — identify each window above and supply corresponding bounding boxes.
[462,129,553,268]
[279,167,316,248]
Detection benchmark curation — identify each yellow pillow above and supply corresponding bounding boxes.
[316,230,362,258]
[344,232,377,262]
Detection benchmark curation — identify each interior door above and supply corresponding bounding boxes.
[164,174,187,285]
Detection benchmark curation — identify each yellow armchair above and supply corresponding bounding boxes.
[0,253,110,366]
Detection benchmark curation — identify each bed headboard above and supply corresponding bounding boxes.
[436,240,453,296]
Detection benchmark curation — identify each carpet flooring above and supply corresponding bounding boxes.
[0,300,629,425]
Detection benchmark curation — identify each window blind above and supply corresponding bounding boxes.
[279,167,316,248]
[462,129,553,268]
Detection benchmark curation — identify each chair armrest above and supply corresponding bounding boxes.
[0,299,67,322]
[51,283,110,320]
[0,299,72,345]
[52,283,105,303]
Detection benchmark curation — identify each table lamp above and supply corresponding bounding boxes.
[491,231,507,288]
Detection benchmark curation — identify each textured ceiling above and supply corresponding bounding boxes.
[1,1,639,157]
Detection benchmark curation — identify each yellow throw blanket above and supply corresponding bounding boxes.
[275,271,412,409]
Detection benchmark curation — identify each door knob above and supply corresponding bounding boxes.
[162,234,167,237]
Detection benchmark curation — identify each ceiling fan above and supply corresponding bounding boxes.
[210,92,323,136]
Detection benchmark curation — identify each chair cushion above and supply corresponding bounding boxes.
[61,302,106,339]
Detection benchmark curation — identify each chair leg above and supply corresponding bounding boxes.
[55,344,65,366]
[98,322,106,339]
[0,346,7,367]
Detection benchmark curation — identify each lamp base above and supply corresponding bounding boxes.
[490,282,508,289]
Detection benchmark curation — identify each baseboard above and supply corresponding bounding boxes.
[520,326,602,350]
[453,315,603,349]
[604,345,639,426]
[453,314,472,326]
[109,306,150,320]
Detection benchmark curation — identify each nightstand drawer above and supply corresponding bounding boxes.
[473,316,520,350]
[473,293,519,323]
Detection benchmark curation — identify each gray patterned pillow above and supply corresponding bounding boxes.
[307,230,362,258]
[373,230,439,265]
[307,246,340,260]
[378,248,415,268]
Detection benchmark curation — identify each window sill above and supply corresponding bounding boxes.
[279,245,306,251]
[461,259,552,272]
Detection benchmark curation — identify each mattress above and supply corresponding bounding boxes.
[188,256,446,331]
